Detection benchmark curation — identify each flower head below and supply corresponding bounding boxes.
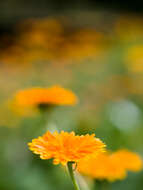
[14,86,78,109]
[111,149,143,172]
[78,152,126,181]
[78,150,142,181]
[28,131,106,165]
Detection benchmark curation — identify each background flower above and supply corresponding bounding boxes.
[78,150,142,181]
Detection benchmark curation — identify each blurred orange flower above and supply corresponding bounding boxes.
[13,86,78,109]
[78,150,142,181]
[111,149,143,172]
[0,18,105,65]
[28,131,106,165]
[78,152,126,181]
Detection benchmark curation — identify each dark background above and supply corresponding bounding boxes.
[1,0,143,30]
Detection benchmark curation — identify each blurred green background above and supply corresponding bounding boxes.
[0,1,143,190]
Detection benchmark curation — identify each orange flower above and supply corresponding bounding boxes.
[78,152,126,181]
[28,131,106,165]
[111,149,143,172]
[14,86,78,108]
[78,150,142,181]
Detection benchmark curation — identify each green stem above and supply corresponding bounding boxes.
[95,179,109,190]
[67,162,80,190]
[102,180,109,190]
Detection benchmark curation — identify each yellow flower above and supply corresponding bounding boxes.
[78,152,126,181]
[14,86,78,109]
[78,150,142,181]
[126,45,143,73]
[28,131,106,165]
[111,149,143,172]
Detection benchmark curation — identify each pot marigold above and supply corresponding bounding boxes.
[14,86,78,108]
[28,131,106,165]
[78,152,126,181]
[78,150,143,181]
[111,149,143,172]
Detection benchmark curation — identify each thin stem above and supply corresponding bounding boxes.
[95,179,109,190]
[67,162,80,190]
[102,180,109,190]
